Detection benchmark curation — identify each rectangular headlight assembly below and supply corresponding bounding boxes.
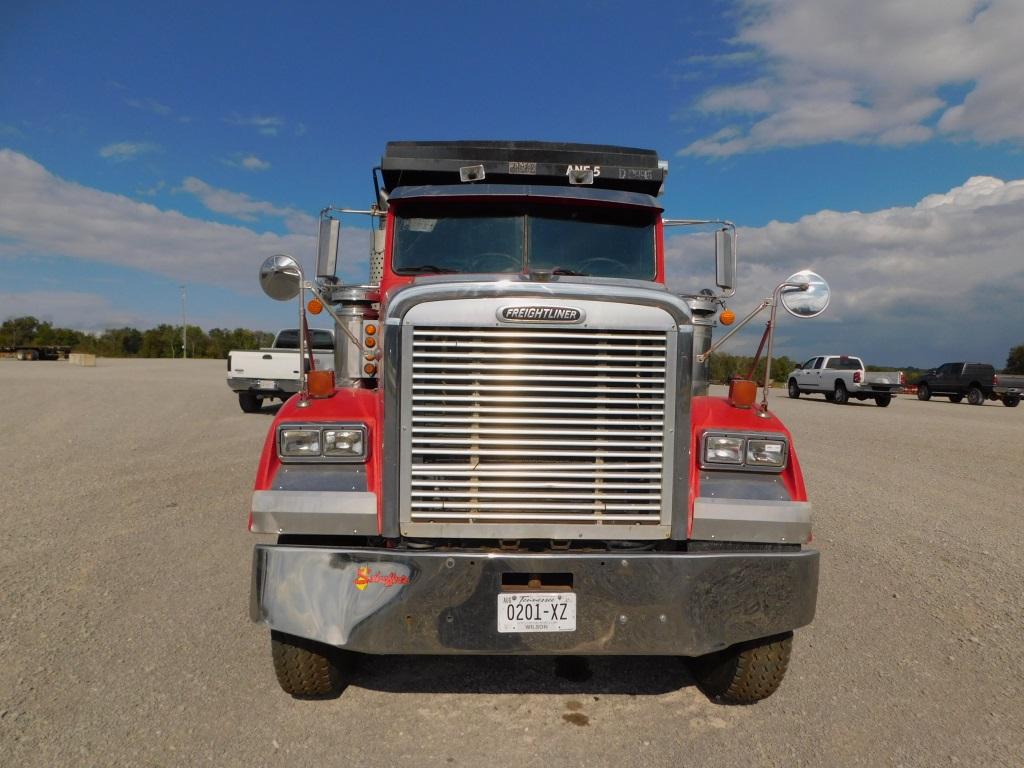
[277,424,367,463]
[702,432,788,472]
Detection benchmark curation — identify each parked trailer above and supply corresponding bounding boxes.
[2,345,72,361]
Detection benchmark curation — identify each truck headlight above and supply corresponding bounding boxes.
[701,432,788,472]
[324,428,364,458]
[704,435,744,464]
[277,424,367,462]
[746,438,787,468]
[280,428,321,457]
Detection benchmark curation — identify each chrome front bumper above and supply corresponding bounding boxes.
[250,545,818,656]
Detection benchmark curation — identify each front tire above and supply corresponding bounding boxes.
[1004,396,1020,408]
[690,632,793,705]
[967,386,984,406]
[788,379,800,399]
[271,631,348,698]
[238,391,262,413]
[833,381,849,404]
[875,394,892,407]
[917,383,931,401]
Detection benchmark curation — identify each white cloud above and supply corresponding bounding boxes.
[0,290,146,331]
[125,97,172,116]
[226,114,285,136]
[223,153,271,171]
[666,175,1024,365]
[178,177,313,233]
[682,0,1024,156]
[0,151,371,307]
[0,150,315,290]
[99,141,159,162]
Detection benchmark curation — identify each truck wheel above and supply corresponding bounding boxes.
[833,381,848,404]
[690,632,792,705]
[967,386,984,406]
[1004,396,1020,408]
[238,391,262,413]
[270,631,348,698]
[948,394,962,403]
[787,379,800,399]
[917,383,931,401]
[875,394,892,407]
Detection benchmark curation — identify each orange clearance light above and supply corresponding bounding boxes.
[720,308,736,326]
[365,324,377,336]
[728,378,757,409]
[307,369,335,397]
[307,298,324,315]
[364,337,377,348]
[363,363,377,376]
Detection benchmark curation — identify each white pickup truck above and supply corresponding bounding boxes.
[227,328,334,412]
[787,355,903,407]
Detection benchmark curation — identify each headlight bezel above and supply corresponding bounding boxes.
[277,423,368,463]
[701,431,788,473]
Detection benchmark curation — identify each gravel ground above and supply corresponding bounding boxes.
[1,358,1021,767]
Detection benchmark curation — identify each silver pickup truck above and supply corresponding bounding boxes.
[788,355,903,407]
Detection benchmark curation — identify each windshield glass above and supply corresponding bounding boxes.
[392,201,656,279]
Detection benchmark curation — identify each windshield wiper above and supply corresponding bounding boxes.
[551,267,588,276]
[395,264,459,274]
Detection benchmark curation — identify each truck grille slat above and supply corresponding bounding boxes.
[405,325,670,529]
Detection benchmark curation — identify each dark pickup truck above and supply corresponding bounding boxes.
[916,362,1023,407]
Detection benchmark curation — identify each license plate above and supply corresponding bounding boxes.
[257,380,276,390]
[497,592,576,633]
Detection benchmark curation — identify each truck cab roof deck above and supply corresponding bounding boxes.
[380,140,667,197]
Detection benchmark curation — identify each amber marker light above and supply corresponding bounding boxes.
[720,308,736,326]
[365,337,377,348]
[363,363,377,375]
[307,298,324,315]
[365,324,377,335]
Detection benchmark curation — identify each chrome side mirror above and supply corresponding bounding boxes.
[316,217,340,278]
[259,254,303,301]
[715,227,736,292]
[780,270,830,318]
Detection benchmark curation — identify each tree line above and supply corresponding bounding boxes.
[4,314,1023,373]
[1,316,274,359]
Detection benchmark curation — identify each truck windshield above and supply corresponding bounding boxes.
[392,201,656,279]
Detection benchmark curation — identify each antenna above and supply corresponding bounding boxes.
[180,285,187,359]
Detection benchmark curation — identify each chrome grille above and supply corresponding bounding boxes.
[406,326,669,528]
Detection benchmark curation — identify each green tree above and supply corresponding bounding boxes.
[1006,344,1024,374]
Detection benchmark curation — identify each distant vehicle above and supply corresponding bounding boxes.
[788,355,903,407]
[227,328,334,412]
[1,344,72,361]
[916,362,1022,407]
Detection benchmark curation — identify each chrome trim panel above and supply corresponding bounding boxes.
[691,498,812,544]
[381,280,694,541]
[250,545,818,655]
[272,464,368,492]
[250,490,378,535]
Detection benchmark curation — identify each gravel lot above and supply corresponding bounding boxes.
[1,358,1021,767]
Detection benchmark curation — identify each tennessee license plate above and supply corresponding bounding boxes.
[497,592,576,633]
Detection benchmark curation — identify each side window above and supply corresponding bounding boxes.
[812,357,824,370]
[801,358,816,369]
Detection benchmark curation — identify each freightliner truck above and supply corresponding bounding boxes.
[248,141,827,704]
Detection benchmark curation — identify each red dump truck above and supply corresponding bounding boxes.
[247,141,825,704]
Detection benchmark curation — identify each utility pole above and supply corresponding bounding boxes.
[180,285,187,359]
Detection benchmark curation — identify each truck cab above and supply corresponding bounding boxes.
[248,141,820,704]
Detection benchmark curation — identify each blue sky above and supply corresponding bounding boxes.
[2,0,1023,367]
